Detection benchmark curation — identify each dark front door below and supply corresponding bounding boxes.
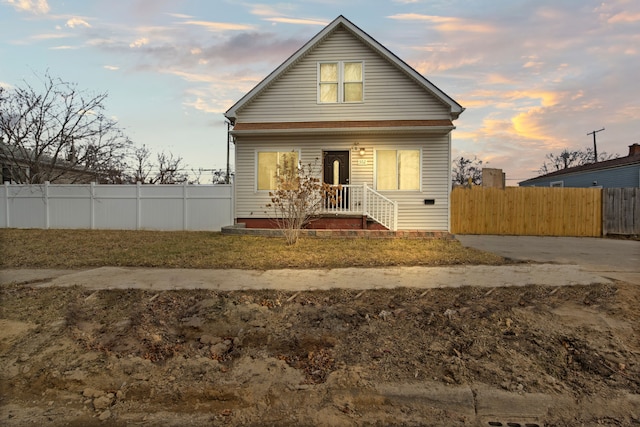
[323,151,349,210]
[323,151,349,186]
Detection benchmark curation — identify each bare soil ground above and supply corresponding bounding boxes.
[1,280,639,426]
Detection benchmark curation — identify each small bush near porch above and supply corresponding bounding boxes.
[0,229,507,269]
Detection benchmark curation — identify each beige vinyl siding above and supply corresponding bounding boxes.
[237,27,450,122]
[371,135,450,231]
[234,132,451,230]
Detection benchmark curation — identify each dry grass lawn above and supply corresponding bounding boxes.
[0,229,507,269]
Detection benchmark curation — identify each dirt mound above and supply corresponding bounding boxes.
[1,282,639,425]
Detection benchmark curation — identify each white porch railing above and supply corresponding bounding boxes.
[321,183,398,231]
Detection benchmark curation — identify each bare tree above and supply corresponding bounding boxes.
[151,152,188,184]
[538,147,618,175]
[451,156,483,187]
[0,72,131,183]
[266,155,334,245]
[131,144,153,183]
[127,145,189,184]
[212,169,233,184]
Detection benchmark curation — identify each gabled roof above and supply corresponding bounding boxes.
[519,152,640,185]
[224,15,464,121]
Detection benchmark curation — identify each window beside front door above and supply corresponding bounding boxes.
[376,149,420,190]
[257,151,299,191]
[318,61,363,103]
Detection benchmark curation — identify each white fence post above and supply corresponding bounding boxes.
[230,184,235,226]
[90,182,96,230]
[136,181,142,230]
[183,181,188,231]
[3,182,9,228]
[44,181,50,229]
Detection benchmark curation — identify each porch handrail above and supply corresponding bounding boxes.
[320,183,397,231]
[363,183,398,231]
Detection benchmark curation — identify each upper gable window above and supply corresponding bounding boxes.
[318,61,363,103]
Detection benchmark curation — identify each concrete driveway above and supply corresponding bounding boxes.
[456,235,640,284]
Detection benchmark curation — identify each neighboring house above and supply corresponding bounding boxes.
[224,15,464,231]
[0,142,98,184]
[519,143,640,188]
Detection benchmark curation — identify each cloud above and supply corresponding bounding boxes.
[163,70,216,83]
[166,12,193,19]
[104,65,119,71]
[30,32,70,40]
[263,17,328,26]
[66,17,91,28]
[246,3,328,26]
[181,20,254,32]
[183,96,225,114]
[50,45,77,50]
[608,11,640,23]
[388,13,497,33]
[484,74,515,85]
[250,4,295,17]
[129,38,149,48]
[412,55,482,74]
[5,0,49,14]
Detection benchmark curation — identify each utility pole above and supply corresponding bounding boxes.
[587,127,604,163]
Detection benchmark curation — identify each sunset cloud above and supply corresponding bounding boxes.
[264,17,328,26]
[66,17,90,28]
[181,20,254,32]
[2,0,637,179]
[5,0,49,14]
[608,11,640,23]
[129,37,149,48]
[388,13,497,33]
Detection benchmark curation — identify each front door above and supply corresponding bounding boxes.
[323,151,350,186]
[323,151,349,210]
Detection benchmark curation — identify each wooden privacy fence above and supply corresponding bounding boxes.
[603,188,640,235]
[451,187,602,236]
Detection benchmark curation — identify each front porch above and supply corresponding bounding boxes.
[238,183,399,231]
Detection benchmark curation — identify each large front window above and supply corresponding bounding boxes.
[318,61,363,103]
[257,151,299,191]
[376,150,420,190]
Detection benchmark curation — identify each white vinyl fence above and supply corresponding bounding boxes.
[0,182,233,231]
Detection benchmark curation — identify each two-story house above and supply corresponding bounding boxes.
[224,15,464,231]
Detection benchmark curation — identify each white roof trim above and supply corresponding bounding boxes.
[230,125,455,136]
[224,15,464,121]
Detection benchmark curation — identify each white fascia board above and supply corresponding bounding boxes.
[230,125,455,137]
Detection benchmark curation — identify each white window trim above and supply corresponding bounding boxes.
[254,149,301,192]
[550,180,564,187]
[317,61,364,104]
[373,148,422,192]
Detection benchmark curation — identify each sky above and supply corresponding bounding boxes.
[1,0,638,184]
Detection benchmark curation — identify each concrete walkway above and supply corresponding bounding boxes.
[2,236,636,290]
[0,263,612,291]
